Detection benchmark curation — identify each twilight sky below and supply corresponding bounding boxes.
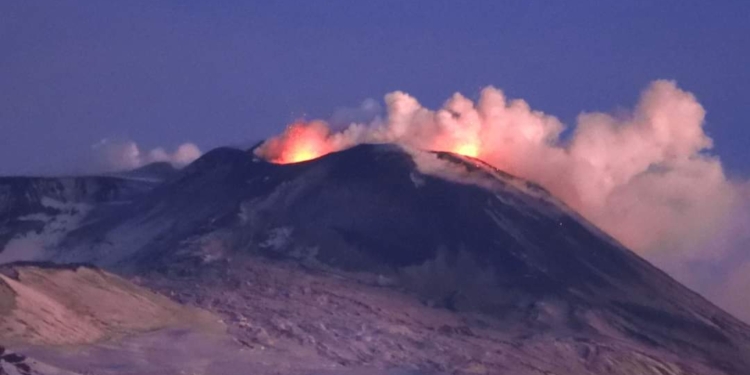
[1,1,749,176]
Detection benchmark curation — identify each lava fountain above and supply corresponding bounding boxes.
[256,119,484,164]
[453,142,480,158]
[256,121,334,164]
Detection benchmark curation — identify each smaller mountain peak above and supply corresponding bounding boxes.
[117,162,178,181]
[182,147,255,171]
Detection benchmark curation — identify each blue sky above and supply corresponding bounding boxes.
[1,1,748,175]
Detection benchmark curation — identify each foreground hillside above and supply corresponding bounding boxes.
[0,258,735,375]
[0,262,218,374]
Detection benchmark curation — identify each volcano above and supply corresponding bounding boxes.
[1,144,750,375]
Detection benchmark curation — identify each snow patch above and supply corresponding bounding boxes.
[260,227,294,251]
[199,237,227,263]
[1,201,92,264]
[40,197,70,210]
[410,172,425,188]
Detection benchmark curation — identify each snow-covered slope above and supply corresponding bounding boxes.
[0,176,159,264]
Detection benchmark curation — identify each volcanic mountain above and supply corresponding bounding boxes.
[1,144,750,375]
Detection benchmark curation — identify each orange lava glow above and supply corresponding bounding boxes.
[453,142,480,158]
[285,148,318,163]
[267,122,332,164]
[258,120,485,164]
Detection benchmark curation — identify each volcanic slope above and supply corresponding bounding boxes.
[3,144,750,374]
[0,174,161,265]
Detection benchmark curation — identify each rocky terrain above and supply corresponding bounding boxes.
[146,255,738,375]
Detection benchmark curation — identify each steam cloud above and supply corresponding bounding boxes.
[256,80,750,322]
[92,139,201,172]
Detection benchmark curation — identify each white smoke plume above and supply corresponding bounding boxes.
[91,139,201,172]
[329,98,383,129]
[256,80,750,322]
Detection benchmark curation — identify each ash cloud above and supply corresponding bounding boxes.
[91,139,201,172]
[256,80,750,322]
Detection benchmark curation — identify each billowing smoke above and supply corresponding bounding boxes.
[92,138,202,172]
[256,80,750,322]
